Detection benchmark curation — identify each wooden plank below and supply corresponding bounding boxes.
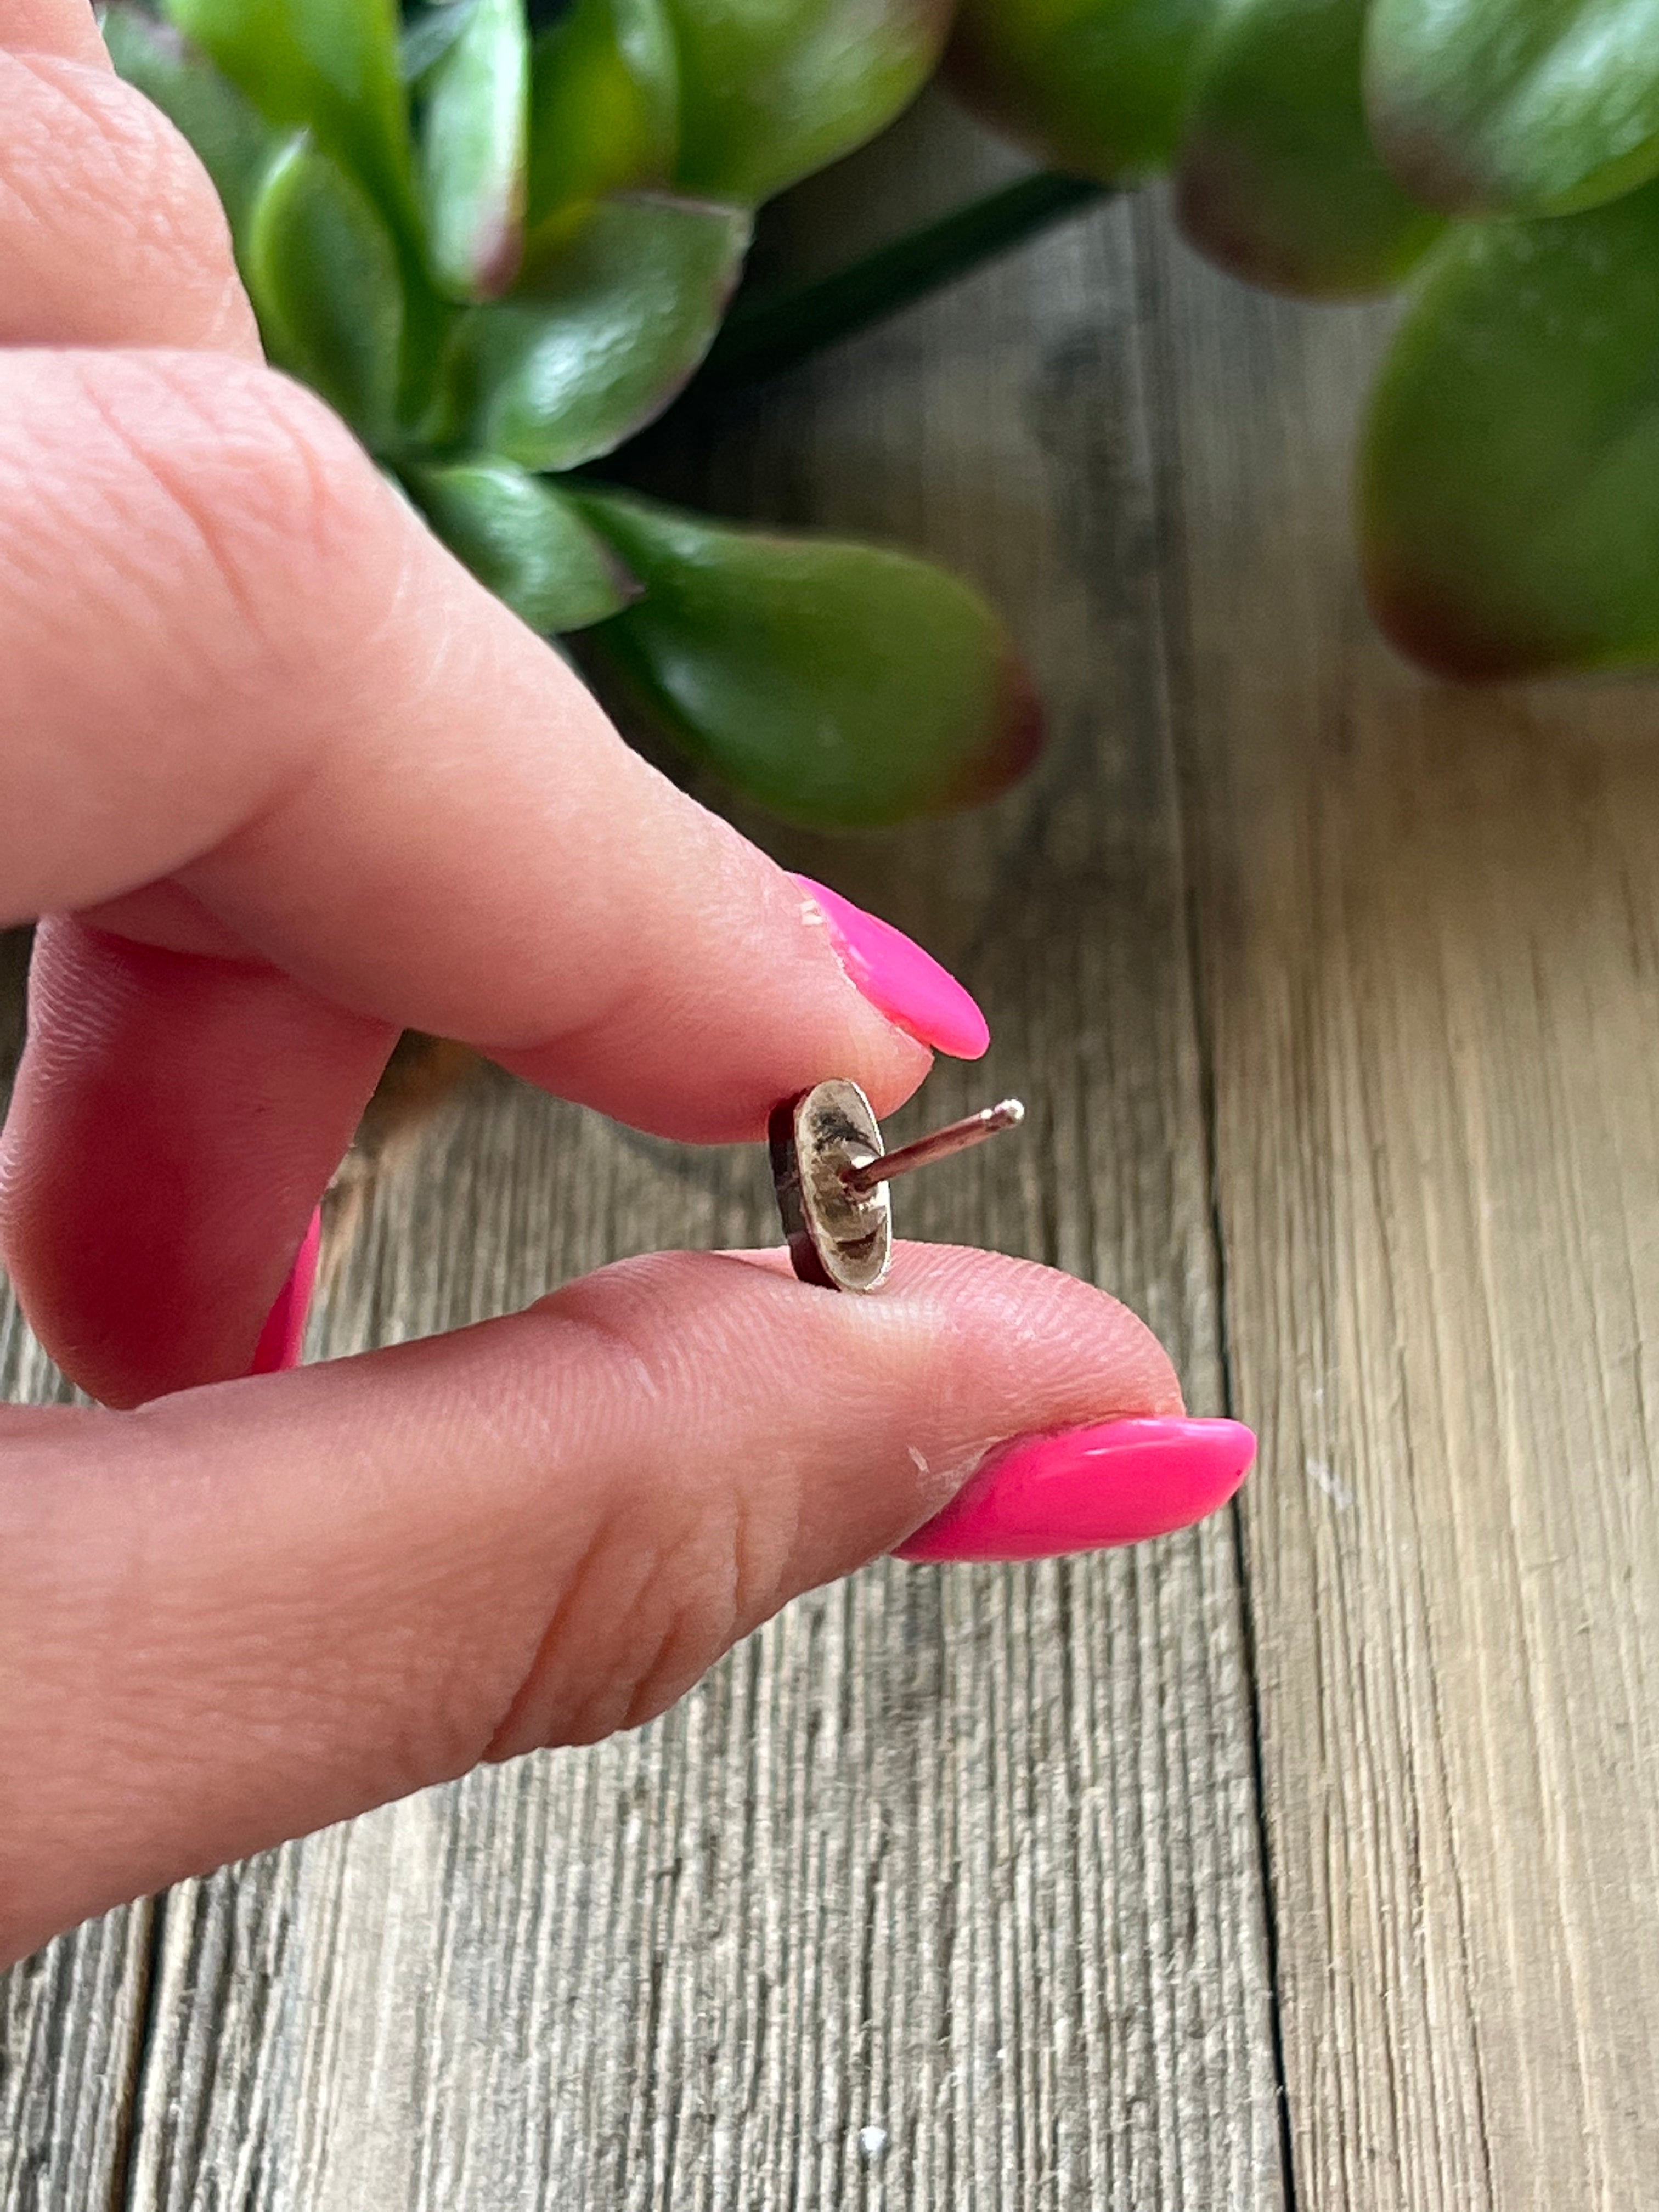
[1152,204,1659,2207]
[0,1905,153,2212]
[65,106,1285,2210]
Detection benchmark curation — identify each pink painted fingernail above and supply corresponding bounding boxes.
[794,874,990,1059]
[896,1416,1256,1562]
[249,1207,323,1376]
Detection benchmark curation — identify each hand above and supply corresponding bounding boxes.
[0,0,1251,1967]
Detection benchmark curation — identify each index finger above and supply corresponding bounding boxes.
[0,348,971,1130]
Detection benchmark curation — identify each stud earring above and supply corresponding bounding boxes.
[769,1079,1025,1293]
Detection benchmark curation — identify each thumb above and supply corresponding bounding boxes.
[0,1244,1252,1963]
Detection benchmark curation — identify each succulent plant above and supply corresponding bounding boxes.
[109,0,1659,703]
[946,0,1659,681]
[105,0,1040,830]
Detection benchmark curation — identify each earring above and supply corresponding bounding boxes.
[769,1079,1024,1292]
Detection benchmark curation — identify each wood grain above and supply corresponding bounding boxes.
[1,110,1282,2211]
[0,1906,152,2212]
[1150,202,1659,2207]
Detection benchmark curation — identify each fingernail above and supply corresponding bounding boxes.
[794,874,990,1059]
[895,1416,1255,1562]
[248,1208,323,1376]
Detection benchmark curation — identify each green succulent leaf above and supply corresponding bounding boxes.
[665,0,953,206]
[571,489,1042,828]
[245,133,405,444]
[1176,0,1443,296]
[1365,0,1659,215]
[103,6,276,243]
[164,0,417,238]
[1360,180,1659,677]
[525,0,679,247]
[401,0,482,84]
[458,192,750,471]
[418,0,529,300]
[403,461,640,631]
[946,0,1221,179]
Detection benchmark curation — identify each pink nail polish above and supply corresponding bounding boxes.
[895,1416,1255,1562]
[249,1208,322,1376]
[794,875,990,1060]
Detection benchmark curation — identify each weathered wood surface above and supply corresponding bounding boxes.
[1153,215,1659,2209]
[4,89,1658,2212]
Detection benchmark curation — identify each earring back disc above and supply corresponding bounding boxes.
[769,1079,893,1292]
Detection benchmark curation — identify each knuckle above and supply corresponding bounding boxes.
[85,352,395,664]
[148,355,368,559]
[483,1261,799,1760]
[0,347,411,837]
[495,1510,751,1757]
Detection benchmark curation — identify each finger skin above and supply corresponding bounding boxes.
[0,349,929,1137]
[0,51,259,352]
[1,919,394,1403]
[2,0,108,66]
[0,1246,1184,1963]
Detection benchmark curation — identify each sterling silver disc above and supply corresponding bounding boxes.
[769,1079,893,1293]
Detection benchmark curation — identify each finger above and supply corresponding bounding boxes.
[0,348,938,1139]
[0,47,258,352]
[2,918,392,1405]
[0,1246,1254,1963]
[0,884,976,1403]
[3,0,108,67]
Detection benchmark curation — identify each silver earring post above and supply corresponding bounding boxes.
[769,1081,1026,1293]
[840,1098,1024,1195]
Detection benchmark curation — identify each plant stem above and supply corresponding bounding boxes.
[696,171,1112,393]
